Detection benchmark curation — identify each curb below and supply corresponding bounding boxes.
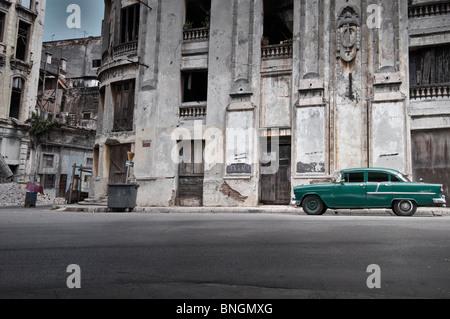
[52,205,450,217]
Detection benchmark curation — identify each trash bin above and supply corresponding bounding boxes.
[25,192,37,208]
[107,183,139,212]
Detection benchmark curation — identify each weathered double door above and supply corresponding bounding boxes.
[177,140,205,206]
[261,141,292,205]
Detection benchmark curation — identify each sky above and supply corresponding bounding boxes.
[43,0,105,42]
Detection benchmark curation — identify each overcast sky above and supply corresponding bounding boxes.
[43,0,104,42]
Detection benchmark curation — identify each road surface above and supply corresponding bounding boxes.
[0,207,449,299]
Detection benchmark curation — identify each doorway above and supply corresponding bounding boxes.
[177,140,205,206]
[260,137,292,205]
[109,144,131,184]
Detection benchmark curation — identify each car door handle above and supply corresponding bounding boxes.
[359,184,366,187]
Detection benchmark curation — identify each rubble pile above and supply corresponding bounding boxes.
[0,183,66,206]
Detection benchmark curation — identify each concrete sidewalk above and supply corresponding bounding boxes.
[52,204,450,217]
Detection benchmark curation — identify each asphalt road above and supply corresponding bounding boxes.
[0,207,449,299]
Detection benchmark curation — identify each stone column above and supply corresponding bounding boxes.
[223,0,261,206]
[332,0,367,170]
[369,0,410,173]
[294,0,328,178]
[225,0,257,178]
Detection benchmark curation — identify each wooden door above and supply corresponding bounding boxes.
[177,140,205,206]
[58,174,67,197]
[261,141,291,205]
[276,145,292,203]
[412,129,450,200]
[109,144,131,184]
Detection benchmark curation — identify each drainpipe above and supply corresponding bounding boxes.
[367,96,374,168]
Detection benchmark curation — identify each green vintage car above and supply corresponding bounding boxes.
[292,167,446,216]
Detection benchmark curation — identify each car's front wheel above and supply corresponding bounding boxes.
[302,195,327,215]
[393,200,417,217]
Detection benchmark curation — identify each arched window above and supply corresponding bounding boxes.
[10,77,25,119]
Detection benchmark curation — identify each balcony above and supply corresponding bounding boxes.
[410,84,450,100]
[112,41,138,59]
[180,102,207,119]
[261,43,293,60]
[409,1,450,18]
[183,27,210,42]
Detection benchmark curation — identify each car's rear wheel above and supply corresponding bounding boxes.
[393,200,417,217]
[302,195,327,215]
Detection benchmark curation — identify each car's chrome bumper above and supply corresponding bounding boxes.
[291,199,300,206]
[433,196,447,207]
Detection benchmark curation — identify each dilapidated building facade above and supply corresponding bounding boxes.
[0,0,46,182]
[34,37,101,198]
[93,0,450,207]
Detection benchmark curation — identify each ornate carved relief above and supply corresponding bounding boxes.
[337,6,361,63]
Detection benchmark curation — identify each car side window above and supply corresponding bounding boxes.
[344,173,365,183]
[368,173,390,183]
[390,175,401,182]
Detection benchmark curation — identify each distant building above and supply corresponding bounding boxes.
[92,0,450,207]
[34,37,101,199]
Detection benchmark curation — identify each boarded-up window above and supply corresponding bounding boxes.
[120,4,140,43]
[43,154,54,168]
[410,45,450,86]
[113,80,135,132]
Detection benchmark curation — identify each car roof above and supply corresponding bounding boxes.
[340,167,401,175]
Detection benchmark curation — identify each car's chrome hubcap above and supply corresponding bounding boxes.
[400,201,412,212]
[308,201,318,210]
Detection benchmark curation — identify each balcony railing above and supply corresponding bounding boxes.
[410,84,450,100]
[180,102,207,118]
[262,43,293,60]
[113,41,138,58]
[183,27,210,42]
[409,2,450,18]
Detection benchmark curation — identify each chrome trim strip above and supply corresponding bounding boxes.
[367,192,436,195]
